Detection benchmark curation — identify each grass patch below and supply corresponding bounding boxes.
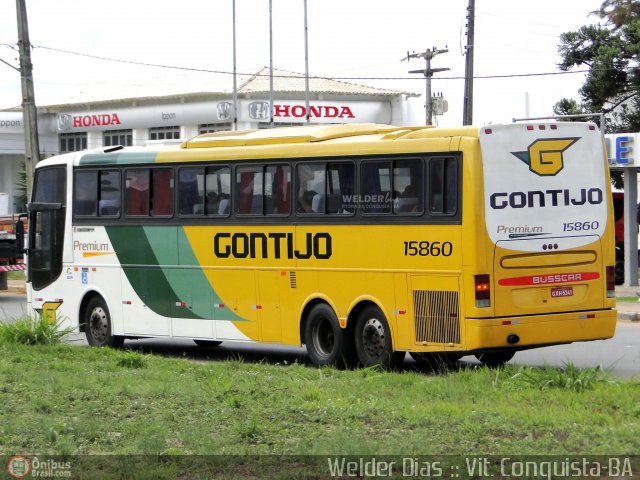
[509,363,609,392]
[115,350,148,369]
[0,342,638,476]
[616,296,639,303]
[6,270,25,281]
[0,343,638,455]
[0,315,71,345]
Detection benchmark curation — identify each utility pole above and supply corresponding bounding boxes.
[462,0,475,125]
[16,0,40,202]
[405,47,449,126]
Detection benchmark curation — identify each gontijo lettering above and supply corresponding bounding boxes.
[214,232,332,259]
[490,188,602,209]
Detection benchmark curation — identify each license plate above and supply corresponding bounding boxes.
[551,286,574,298]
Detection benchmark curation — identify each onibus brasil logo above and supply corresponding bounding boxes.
[6,456,72,478]
[511,138,579,176]
[6,456,30,478]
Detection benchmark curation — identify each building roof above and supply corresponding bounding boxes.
[238,67,412,97]
[35,67,414,111]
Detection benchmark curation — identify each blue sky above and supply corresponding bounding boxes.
[0,0,605,126]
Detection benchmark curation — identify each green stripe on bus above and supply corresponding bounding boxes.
[167,228,243,321]
[105,225,244,322]
[80,151,159,166]
[105,225,199,319]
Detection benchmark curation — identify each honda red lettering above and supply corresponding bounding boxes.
[72,113,121,128]
[273,105,289,117]
[272,104,355,119]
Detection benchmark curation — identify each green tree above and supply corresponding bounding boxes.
[555,0,640,133]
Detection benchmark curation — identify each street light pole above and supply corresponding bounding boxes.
[463,0,475,125]
[405,47,449,126]
[16,0,39,203]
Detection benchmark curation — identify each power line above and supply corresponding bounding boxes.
[12,43,601,82]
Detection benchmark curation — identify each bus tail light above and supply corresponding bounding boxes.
[474,274,491,307]
[606,266,615,298]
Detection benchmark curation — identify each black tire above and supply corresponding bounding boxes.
[475,350,515,368]
[193,339,222,347]
[304,303,355,368]
[354,305,404,370]
[84,296,124,348]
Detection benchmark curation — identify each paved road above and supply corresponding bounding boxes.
[0,293,29,320]
[1,292,638,378]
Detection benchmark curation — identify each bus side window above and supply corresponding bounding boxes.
[361,161,392,214]
[179,167,204,216]
[327,162,354,214]
[265,164,290,215]
[99,170,121,216]
[393,159,424,214]
[297,164,324,214]
[74,171,98,216]
[125,169,150,216]
[151,169,174,216]
[236,167,263,215]
[204,166,231,216]
[429,157,458,215]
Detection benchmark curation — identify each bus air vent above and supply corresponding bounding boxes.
[413,290,460,344]
[289,272,297,289]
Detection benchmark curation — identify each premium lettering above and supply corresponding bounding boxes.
[214,232,332,259]
[73,240,109,252]
[490,188,603,209]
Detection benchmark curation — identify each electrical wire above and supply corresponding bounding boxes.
[30,44,597,82]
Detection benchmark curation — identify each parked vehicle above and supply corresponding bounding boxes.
[0,214,25,291]
[611,191,640,284]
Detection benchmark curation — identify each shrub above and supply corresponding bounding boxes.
[510,363,610,392]
[0,315,71,345]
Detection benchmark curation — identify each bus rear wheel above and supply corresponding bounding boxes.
[84,296,124,348]
[475,351,515,368]
[354,306,404,370]
[304,303,354,368]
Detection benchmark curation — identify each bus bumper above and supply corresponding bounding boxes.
[464,309,617,351]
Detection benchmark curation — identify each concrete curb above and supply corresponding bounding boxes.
[6,280,26,295]
[616,311,639,322]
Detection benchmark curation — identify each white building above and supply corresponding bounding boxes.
[0,68,419,213]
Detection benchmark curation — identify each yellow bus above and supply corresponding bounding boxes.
[20,122,617,368]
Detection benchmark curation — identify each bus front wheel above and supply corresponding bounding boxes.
[354,306,404,370]
[475,351,515,368]
[304,303,354,368]
[84,296,124,348]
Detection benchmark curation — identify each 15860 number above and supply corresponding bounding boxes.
[403,241,453,256]
[562,221,599,232]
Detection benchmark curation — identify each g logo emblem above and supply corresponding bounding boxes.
[512,138,579,176]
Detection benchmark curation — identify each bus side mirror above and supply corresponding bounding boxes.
[15,217,25,255]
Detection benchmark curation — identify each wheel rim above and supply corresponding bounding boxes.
[89,306,109,344]
[361,317,386,359]
[312,317,335,358]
